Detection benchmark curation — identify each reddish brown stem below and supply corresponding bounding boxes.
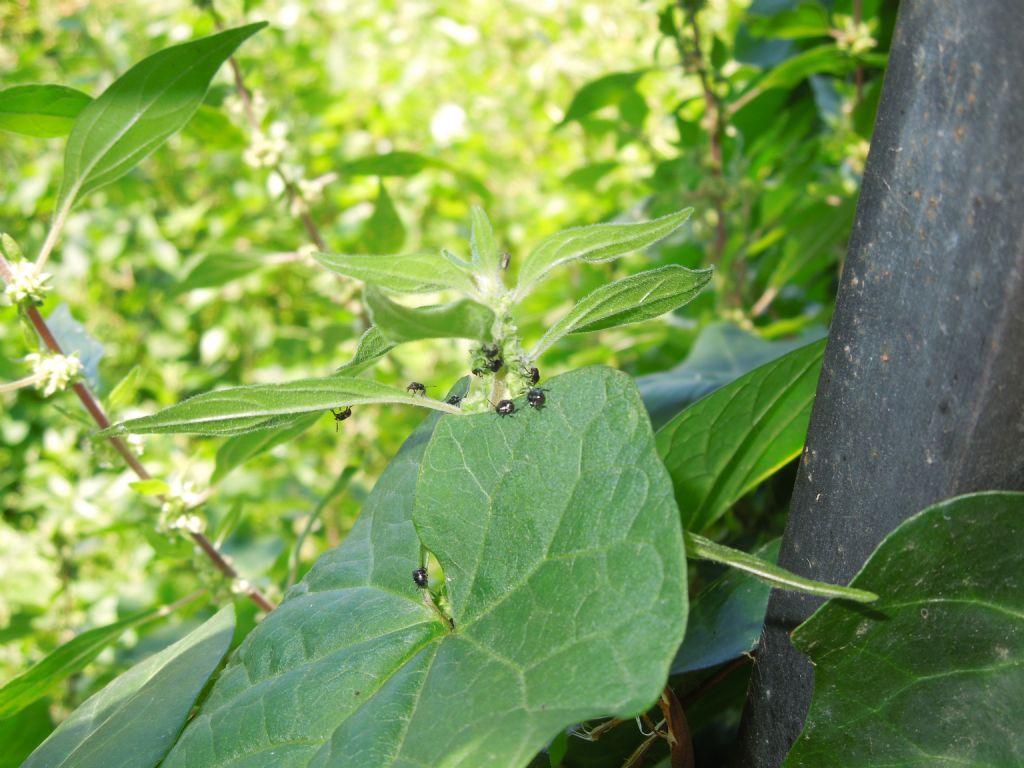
[11,297,275,613]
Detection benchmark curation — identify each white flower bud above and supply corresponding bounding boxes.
[3,260,52,305]
[26,352,82,396]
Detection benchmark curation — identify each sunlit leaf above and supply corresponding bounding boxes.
[531,265,712,359]
[56,23,266,213]
[0,84,91,138]
[314,250,478,295]
[0,607,162,719]
[657,340,825,532]
[362,180,406,254]
[365,285,494,343]
[516,208,693,295]
[105,376,461,437]
[23,607,234,768]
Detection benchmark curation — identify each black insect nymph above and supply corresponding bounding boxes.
[495,399,516,416]
[412,567,428,588]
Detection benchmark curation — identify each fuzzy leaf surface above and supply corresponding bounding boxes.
[164,366,687,767]
[516,208,692,294]
[314,250,478,295]
[107,376,460,437]
[657,340,824,532]
[784,492,1024,767]
[531,265,711,358]
[365,286,495,343]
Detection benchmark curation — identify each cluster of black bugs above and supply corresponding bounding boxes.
[491,366,547,416]
[330,406,352,432]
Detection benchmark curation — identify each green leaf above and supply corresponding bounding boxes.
[362,180,406,254]
[784,492,1024,767]
[685,532,877,603]
[747,3,832,39]
[558,70,647,126]
[343,150,439,177]
[55,23,266,214]
[332,325,398,376]
[531,265,712,359]
[657,340,825,533]
[0,608,163,719]
[469,204,500,274]
[210,327,397,482]
[733,45,853,113]
[637,323,825,430]
[23,606,234,768]
[365,285,495,343]
[0,84,92,138]
[516,208,693,295]
[107,364,144,410]
[0,701,52,768]
[105,375,461,437]
[175,250,266,294]
[163,367,687,767]
[672,539,780,675]
[314,250,478,294]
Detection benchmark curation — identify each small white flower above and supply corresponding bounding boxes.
[430,103,468,145]
[26,352,82,396]
[168,513,205,535]
[243,122,289,169]
[3,260,52,304]
[835,18,876,55]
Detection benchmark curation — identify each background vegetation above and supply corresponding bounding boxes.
[1,0,897,764]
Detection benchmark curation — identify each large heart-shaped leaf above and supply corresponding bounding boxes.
[657,339,824,532]
[105,375,461,437]
[515,208,693,296]
[784,492,1024,767]
[23,606,234,768]
[163,366,687,767]
[530,265,712,359]
[56,23,265,214]
[0,84,91,138]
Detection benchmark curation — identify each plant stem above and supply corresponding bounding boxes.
[684,531,878,603]
[854,0,864,103]
[0,253,275,613]
[675,2,740,306]
[209,6,327,252]
[34,206,69,271]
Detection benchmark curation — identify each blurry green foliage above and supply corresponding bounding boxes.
[1,0,896,763]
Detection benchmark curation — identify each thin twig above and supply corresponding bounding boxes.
[209,6,327,251]
[675,3,741,305]
[0,254,275,613]
[853,0,864,104]
[681,654,752,708]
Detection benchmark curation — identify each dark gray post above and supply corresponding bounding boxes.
[732,1,1024,765]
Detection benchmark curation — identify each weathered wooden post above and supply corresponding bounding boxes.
[732,1,1024,764]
